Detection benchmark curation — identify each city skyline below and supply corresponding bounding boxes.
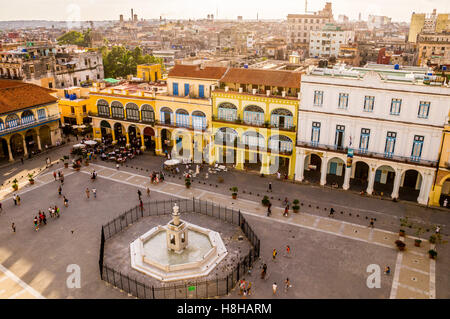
[0,0,449,23]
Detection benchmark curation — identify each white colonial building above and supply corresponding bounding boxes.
[295,63,450,205]
[309,24,355,58]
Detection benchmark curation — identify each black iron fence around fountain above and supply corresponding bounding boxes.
[99,198,261,299]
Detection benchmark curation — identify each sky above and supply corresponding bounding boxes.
[0,0,449,22]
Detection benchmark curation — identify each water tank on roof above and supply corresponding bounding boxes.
[244,64,248,69]
[443,66,447,71]
[394,64,399,70]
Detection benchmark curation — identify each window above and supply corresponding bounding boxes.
[359,128,370,153]
[173,82,179,96]
[311,122,321,146]
[313,90,323,106]
[364,96,374,112]
[184,83,189,96]
[37,109,46,120]
[199,85,205,98]
[384,132,397,158]
[418,101,430,119]
[411,135,424,161]
[338,93,349,109]
[71,106,75,114]
[82,105,87,113]
[218,103,237,121]
[176,110,189,127]
[334,125,345,149]
[390,98,402,115]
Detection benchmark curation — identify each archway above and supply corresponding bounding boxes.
[128,125,140,148]
[175,109,189,128]
[141,104,155,123]
[114,122,125,145]
[350,161,369,191]
[111,101,124,119]
[214,127,238,165]
[21,110,35,125]
[100,120,112,138]
[126,103,139,121]
[97,99,110,117]
[5,113,20,128]
[271,108,293,129]
[143,127,155,151]
[304,153,322,183]
[39,125,51,148]
[399,169,421,202]
[242,131,265,171]
[439,176,450,207]
[326,157,346,187]
[0,137,9,162]
[192,111,206,130]
[161,128,172,154]
[10,134,24,158]
[25,129,38,153]
[243,105,264,126]
[160,107,173,125]
[373,165,396,197]
[217,102,237,121]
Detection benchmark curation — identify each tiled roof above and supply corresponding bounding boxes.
[220,68,301,88]
[168,64,228,80]
[0,80,57,115]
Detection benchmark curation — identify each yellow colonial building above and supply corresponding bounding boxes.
[136,64,162,82]
[0,80,61,162]
[57,87,92,127]
[88,64,226,159]
[429,122,450,207]
[211,68,301,179]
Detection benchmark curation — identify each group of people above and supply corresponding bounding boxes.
[33,205,61,232]
[53,170,65,184]
[238,279,252,297]
[150,171,164,184]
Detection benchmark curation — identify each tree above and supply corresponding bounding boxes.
[57,29,91,47]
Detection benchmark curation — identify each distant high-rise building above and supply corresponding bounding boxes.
[287,2,334,45]
[120,14,124,23]
[408,9,450,43]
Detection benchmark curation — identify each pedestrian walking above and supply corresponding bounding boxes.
[239,280,245,295]
[286,245,291,256]
[268,182,272,193]
[369,218,375,228]
[329,207,335,218]
[53,171,57,181]
[11,222,16,233]
[63,196,69,207]
[21,157,24,165]
[443,198,448,207]
[116,163,119,170]
[277,171,281,179]
[267,203,272,216]
[85,188,90,199]
[246,282,252,296]
[284,278,291,293]
[34,216,39,232]
[272,249,277,261]
[435,226,441,235]
[384,266,391,275]
[60,174,64,185]
[0,202,2,214]
[146,187,150,197]
[58,185,62,197]
[283,205,289,217]
[272,282,277,295]
[17,195,21,206]
[137,189,142,200]
[13,194,17,206]
[55,206,60,218]
[261,263,267,279]
[139,199,144,212]
[92,188,97,198]
[42,212,47,225]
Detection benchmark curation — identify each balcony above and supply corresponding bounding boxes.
[0,114,60,137]
[214,140,293,156]
[212,116,296,132]
[296,141,437,167]
[88,111,208,131]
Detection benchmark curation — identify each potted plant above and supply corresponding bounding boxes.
[85,159,89,166]
[185,177,191,189]
[414,227,425,247]
[230,186,238,199]
[261,195,270,206]
[395,240,406,251]
[292,199,300,213]
[428,249,437,259]
[429,234,437,244]
[12,178,19,191]
[28,173,35,185]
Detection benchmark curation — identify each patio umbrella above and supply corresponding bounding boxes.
[84,140,97,146]
[164,159,181,166]
[73,144,86,148]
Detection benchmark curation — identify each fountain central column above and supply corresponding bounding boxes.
[166,203,188,253]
